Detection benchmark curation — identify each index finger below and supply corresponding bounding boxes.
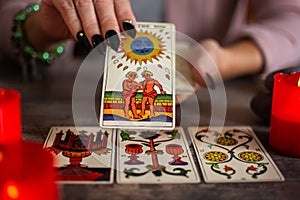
[53,0,82,39]
[94,0,120,51]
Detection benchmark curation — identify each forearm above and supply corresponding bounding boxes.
[221,39,264,79]
[156,83,164,91]
[225,0,300,74]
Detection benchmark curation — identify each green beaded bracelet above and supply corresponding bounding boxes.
[12,3,65,64]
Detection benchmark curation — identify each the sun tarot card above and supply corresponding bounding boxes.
[188,126,284,183]
[43,127,115,184]
[100,22,176,130]
[117,127,200,184]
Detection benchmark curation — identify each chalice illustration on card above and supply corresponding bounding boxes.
[46,129,110,181]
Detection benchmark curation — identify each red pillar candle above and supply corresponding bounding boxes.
[269,72,300,158]
[0,89,22,144]
[0,142,58,200]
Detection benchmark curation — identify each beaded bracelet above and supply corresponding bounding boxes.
[12,3,65,64]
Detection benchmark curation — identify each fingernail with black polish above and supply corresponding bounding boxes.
[91,34,106,55]
[123,19,136,38]
[105,30,120,52]
[76,31,92,51]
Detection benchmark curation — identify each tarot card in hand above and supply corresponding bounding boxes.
[188,126,284,183]
[117,127,200,184]
[100,22,176,130]
[43,127,115,184]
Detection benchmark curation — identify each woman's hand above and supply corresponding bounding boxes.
[190,39,224,88]
[24,0,136,52]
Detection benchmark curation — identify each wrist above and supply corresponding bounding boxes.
[12,3,65,64]
[219,46,235,79]
[221,39,264,79]
[24,10,57,51]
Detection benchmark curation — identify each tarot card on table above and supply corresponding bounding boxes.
[100,22,176,130]
[43,127,115,184]
[117,127,200,184]
[188,126,284,183]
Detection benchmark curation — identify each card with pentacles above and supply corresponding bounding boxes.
[188,126,284,183]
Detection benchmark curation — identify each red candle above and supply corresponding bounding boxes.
[269,72,300,158]
[0,89,22,145]
[0,142,58,200]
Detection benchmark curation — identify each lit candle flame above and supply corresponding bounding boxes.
[298,76,300,87]
[4,181,20,199]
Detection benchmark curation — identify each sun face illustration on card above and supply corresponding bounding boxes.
[100,22,176,130]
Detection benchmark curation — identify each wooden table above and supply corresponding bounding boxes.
[1,57,299,200]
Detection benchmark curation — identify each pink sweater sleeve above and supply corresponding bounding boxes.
[226,0,300,73]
